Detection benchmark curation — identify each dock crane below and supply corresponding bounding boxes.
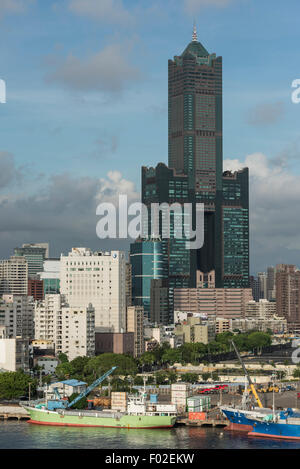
[67,366,117,409]
[231,341,263,409]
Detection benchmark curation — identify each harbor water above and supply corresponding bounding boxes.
[1,421,300,449]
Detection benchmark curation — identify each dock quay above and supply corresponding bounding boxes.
[0,406,30,421]
[176,417,229,428]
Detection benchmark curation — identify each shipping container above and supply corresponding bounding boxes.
[189,412,207,421]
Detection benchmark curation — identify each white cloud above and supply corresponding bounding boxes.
[45,42,141,94]
[0,169,139,258]
[68,0,134,25]
[224,152,300,270]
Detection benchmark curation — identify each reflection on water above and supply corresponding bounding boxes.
[0,421,300,449]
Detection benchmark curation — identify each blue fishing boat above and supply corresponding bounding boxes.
[220,405,277,432]
[247,409,300,440]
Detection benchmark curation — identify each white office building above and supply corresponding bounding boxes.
[60,248,126,332]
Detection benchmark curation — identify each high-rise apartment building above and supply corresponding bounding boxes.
[127,305,145,357]
[275,264,300,329]
[0,295,34,339]
[267,266,276,301]
[0,256,28,295]
[34,294,95,360]
[60,248,126,332]
[245,299,277,319]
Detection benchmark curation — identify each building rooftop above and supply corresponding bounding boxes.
[54,379,87,387]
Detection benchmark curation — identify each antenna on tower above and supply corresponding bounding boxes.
[192,21,198,42]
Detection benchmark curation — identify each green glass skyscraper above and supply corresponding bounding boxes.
[168,27,249,288]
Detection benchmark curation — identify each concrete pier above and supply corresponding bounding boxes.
[0,406,30,421]
[177,418,229,428]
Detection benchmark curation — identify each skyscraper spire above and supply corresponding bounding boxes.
[192,22,197,42]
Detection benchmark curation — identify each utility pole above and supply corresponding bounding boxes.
[108,376,112,398]
[28,382,31,402]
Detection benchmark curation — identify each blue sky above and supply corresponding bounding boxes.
[0,0,300,273]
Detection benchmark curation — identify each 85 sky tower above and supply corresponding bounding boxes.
[168,26,249,288]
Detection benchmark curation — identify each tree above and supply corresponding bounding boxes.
[83,353,137,379]
[68,392,87,410]
[202,373,210,382]
[247,332,272,353]
[133,376,144,385]
[58,353,69,363]
[0,371,36,400]
[55,361,75,380]
[161,348,182,366]
[181,373,198,384]
[138,352,156,368]
[293,368,300,378]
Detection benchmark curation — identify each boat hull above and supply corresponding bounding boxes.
[248,420,300,440]
[24,407,176,429]
[221,407,270,433]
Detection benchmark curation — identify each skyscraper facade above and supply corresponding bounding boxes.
[222,169,249,287]
[130,237,166,317]
[14,243,48,278]
[167,29,249,289]
[168,29,223,286]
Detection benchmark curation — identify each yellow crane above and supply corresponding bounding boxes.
[231,341,263,408]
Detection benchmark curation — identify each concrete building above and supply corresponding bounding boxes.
[125,262,132,308]
[144,323,183,349]
[275,265,300,330]
[174,287,253,319]
[33,356,58,375]
[230,317,287,334]
[0,336,30,372]
[46,380,87,399]
[215,317,231,334]
[60,248,126,332]
[174,316,215,344]
[28,277,44,300]
[56,304,95,361]
[127,306,144,357]
[34,294,95,360]
[267,266,276,301]
[0,295,34,339]
[245,299,277,319]
[0,256,28,295]
[95,332,134,356]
